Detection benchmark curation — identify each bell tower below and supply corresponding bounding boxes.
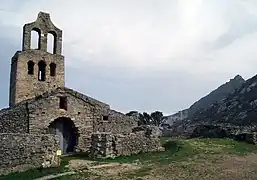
[9,12,65,107]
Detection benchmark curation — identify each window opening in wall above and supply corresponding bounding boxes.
[27,61,35,75]
[31,28,41,49]
[38,61,46,81]
[59,97,67,110]
[47,31,57,54]
[103,116,109,121]
[50,63,56,76]
[47,33,54,53]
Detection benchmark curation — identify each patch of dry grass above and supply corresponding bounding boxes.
[3,138,257,180]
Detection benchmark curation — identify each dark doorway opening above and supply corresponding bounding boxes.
[48,117,78,154]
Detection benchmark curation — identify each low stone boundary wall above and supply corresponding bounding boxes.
[234,132,257,144]
[0,133,60,175]
[90,132,164,158]
[189,124,257,145]
[161,128,173,137]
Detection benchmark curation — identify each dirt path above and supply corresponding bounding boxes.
[33,171,76,180]
[43,153,257,180]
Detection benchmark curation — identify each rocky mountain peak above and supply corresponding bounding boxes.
[163,75,245,125]
[233,75,244,81]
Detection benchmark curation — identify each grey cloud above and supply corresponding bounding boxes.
[212,23,257,50]
[210,5,257,50]
[1,1,255,115]
[0,24,29,108]
[0,24,237,115]
[65,60,228,115]
[0,37,19,109]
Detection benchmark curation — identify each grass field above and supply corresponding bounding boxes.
[2,137,257,180]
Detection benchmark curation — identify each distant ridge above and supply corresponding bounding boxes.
[163,75,245,125]
[191,73,257,125]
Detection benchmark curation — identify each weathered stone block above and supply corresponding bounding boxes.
[0,133,60,175]
[90,131,163,158]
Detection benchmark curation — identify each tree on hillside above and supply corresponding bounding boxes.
[141,112,152,125]
[126,111,146,125]
[126,111,139,117]
[126,111,164,126]
[150,111,164,126]
[126,111,152,125]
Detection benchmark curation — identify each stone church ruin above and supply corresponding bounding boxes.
[0,12,163,174]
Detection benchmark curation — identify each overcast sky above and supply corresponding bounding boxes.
[1,0,257,115]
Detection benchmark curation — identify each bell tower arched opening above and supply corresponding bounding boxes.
[38,60,46,81]
[47,32,57,54]
[30,28,41,50]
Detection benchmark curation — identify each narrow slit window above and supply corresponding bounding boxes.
[59,97,67,110]
[103,116,109,121]
[27,61,34,75]
[38,60,46,81]
[50,63,56,76]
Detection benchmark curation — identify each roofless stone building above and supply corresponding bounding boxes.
[0,12,163,174]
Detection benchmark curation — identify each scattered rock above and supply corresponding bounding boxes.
[67,159,97,171]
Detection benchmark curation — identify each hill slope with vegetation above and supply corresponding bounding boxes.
[164,75,245,125]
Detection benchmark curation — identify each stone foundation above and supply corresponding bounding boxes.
[0,133,60,175]
[90,132,164,158]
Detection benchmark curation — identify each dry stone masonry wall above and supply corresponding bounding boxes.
[27,89,101,152]
[10,51,65,107]
[0,133,60,175]
[25,87,137,152]
[90,130,164,158]
[0,103,29,133]
[93,110,138,134]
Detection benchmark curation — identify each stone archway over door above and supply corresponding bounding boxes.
[48,117,78,154]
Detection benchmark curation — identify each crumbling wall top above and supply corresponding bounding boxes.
[22,11,62,54]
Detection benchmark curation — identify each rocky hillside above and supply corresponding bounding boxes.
[163,109,189,125]
[168,74,257,143]
[164,75,245,124]
[191,74,257,126]
[189,75,245,115]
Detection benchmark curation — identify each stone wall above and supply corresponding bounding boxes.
[27,89,96,152]
[0,103,29,133]
[185,123,257,145]
[90,132,163,158]
[26,87,136,152]
[93,110,138,134]
[2,83,138,154]
[10,47,65,107]
[161,128,173,137]
[0,133,60,175]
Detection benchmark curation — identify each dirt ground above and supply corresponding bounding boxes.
[3,138,257,180]
[141,154,257,180]
[65,153,257,180]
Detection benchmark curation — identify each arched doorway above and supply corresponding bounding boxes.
[48,117,78,154]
